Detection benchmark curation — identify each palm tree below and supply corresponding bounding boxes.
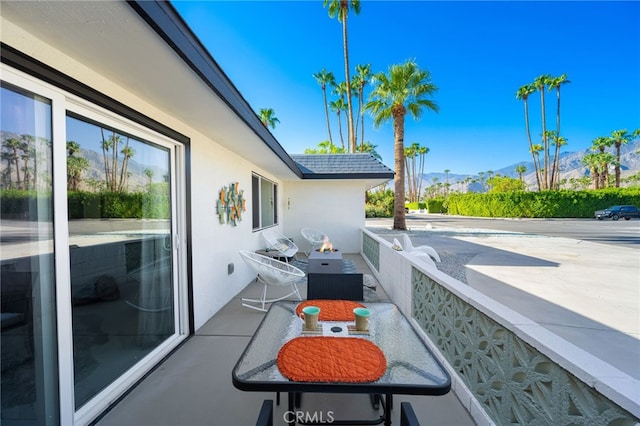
[5,137,22,188]
[67,140,81,157]
[530,144,543,189]
[332,80,349,150]
[404,143,418,202]
[323,0,361,153]
[444,169,450,195]
[549,74,570,187]
[592,136,614,188]
[67,156,89,191]
[304,140,346,154]
[366,59,439,230]
[515,164,527,184]
[416,145,429,201]
[353,64,371,149]
[358,141,382,160]
[548,131,568,189]
[100,128,112,190]
[118,140,135,192]
[66,141,82,190]
[533,74,552,189]
[144,168,154,187]
[258,108,280,129]
[609,129,632,187]
[582,150,616,189]
[549,73,570,132]
[312,69,336,145]
[516,84,541,191]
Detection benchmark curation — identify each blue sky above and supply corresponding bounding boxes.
[172,1,640,175]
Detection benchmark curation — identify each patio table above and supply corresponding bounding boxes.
[232,300,451,425]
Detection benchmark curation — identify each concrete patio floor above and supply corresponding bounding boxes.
[95,254,476,426]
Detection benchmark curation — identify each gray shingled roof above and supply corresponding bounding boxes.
[290,154,394,180]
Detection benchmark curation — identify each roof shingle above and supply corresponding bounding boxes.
[291,154,394,180]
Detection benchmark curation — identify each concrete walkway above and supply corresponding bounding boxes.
[367,218,640,382]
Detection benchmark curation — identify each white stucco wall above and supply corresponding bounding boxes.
[284,180,366,254]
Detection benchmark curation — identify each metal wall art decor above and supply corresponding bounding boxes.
[217,182,245,226]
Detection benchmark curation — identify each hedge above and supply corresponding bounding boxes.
[1,190,170,220]
[446,188,640,218]
[405,202,427,211]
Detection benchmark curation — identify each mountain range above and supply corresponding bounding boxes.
[418,140,640,191]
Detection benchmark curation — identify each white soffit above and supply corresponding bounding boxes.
[1,1,297,179]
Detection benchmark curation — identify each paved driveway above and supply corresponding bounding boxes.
[392,214,640,249]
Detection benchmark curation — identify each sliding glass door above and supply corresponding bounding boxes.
[1,82,59,425]
[1,65,188,425]
[65,113,177,409]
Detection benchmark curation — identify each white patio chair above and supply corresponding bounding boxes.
[239,250,304,311]
[300,228,328,256]
[261,229,298,262]
[393,237,436,268]
[402,234,441,263]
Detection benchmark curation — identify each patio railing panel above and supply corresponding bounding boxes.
[362,232,379,272]
[361,228,640,426]
[413,267,638,426]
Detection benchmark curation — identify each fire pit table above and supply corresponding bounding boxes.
[308,249,343,274]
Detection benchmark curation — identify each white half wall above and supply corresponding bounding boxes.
[284,180,366,254]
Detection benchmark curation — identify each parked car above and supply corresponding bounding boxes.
[594,205,640,220]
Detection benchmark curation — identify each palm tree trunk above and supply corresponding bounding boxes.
[404,156,413,203]
[112,135,119,191]
[336,112,345,150]
[524,99,541,191]
[412,155,418,202]
[615,143,621,187]
[417,153,425,201]
[392,107,406,230]
[12,148,21,188]
[322,87,333,144]
[354,88,362,149]
[540,90,549,190]
[360,89,365,149]
[101,128,110,189]
[342,15,356,153]
[550,87,561,189]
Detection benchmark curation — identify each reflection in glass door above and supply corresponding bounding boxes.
[66,114,175,409]
[0,82,58,425]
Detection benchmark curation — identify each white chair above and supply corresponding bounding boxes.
[239,250,304,311]
[300,228,328,256]
[393,237,436,267]
[402,234,441,262]
[261,229,298,262]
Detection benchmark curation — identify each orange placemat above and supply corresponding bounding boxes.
[296,300,366,321]
[277,337,386,383]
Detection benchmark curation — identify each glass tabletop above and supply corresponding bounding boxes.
[232,301,451,395]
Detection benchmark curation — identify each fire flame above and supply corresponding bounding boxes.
[319,236,334,252]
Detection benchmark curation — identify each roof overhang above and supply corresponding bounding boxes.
[291,154,394,189]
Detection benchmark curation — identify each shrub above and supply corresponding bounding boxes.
[446,188,640,218]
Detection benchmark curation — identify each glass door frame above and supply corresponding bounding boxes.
[1,63,190,426]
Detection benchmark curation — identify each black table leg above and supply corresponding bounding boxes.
[288,393,295,425]
[384,394,393,426]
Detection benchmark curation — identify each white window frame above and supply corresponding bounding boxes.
[252,173,278,230]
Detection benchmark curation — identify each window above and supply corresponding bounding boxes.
[252,173,278,230]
